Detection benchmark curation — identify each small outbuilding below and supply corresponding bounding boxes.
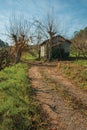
[40,35,71,60]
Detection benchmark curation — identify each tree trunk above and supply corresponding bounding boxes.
[15,51,21,64]
[48,45,52,61]
[48,38,52,61]
[46,42,48,60]
[38,45,41,60]
[38,49,40,60]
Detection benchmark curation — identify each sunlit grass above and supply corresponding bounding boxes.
[0,63,44,130]
[21,52,38,61]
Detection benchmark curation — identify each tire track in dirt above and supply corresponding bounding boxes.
[40,66,87,116]
[29,63,87,130]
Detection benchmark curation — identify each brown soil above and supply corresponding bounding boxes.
[29,61,87,130]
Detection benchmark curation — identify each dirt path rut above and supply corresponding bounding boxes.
[29,62,87,130]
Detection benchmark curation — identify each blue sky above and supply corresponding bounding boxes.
[0,0,87,43]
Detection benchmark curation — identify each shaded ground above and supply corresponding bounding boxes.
[29,61,87,130]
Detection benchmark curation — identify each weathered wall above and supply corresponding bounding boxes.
[40,45,45,57]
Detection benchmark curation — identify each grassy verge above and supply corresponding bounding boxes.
[22,52,36,61]
[21,51,38,62]
[0,63,47,130]
[57,59,87,90]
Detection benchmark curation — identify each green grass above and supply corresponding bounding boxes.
[74,60,87,66]
[21,51,38,62]
[0,63,45,130]
[22,53,36,61]
[70,53,87,66]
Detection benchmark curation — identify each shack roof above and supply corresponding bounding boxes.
[40,35,71,46]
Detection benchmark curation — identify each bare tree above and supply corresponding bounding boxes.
[34,23,42,60]
[36,12,58,60]
[7,15,32,63]
[72,29,87,59]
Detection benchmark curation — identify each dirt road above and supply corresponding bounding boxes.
[29,62,87,130]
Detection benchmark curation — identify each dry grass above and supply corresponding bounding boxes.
[57,60,87,91]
